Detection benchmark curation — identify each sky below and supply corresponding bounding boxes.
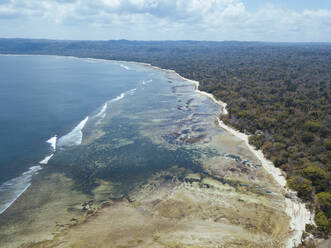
[0,0,331,42]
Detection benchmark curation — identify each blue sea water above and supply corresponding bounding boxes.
[0,55,147,214]
[0,54,227,216]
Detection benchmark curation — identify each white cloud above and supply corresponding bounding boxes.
[0,0,330,41]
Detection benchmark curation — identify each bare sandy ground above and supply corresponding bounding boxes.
[23,166,291,248]
[0,173,90,248]
[0,131,293,248]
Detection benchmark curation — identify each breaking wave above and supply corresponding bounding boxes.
[110,93,125,103]
[39,135,57,164]
[0,165,42,215]
[57,117,89,147]
[120,64,131,70]
[93,90,135,125]
[0,85,140,215]
[142,79,153,85]
[39,154,54,165]
[57,88,136,147]
[125,88,137,95]
[95,103,108,119]
[0,134,58,215]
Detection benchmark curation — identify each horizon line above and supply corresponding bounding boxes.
[1,37,331,44]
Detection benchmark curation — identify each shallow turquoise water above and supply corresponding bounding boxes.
[0,55,224,214]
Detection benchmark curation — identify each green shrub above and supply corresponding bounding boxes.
[303,165,329,192]
[248,134,264,149]
[303,165,328,181]
[314,211,331,234]
[304,121,322,132]
[301,132,315,143]
[316,192,331,218]
[324,138,331,151]
[287,176,313,200]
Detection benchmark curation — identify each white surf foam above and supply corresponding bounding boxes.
[125,88,137,95]
[94,103,108,125]
[39,154,54,165]
[84,58,98,63]
[46,136,57,152]
[57,116,89,147]
[0,165,42,215]
[110,93,125,103]
[93,90,137,126]
[39,135,57,165]
[95,103,108,118]
[142,79,152,85]
[120,64,131,70]
[58,91,129,146]
[94,93,126,121]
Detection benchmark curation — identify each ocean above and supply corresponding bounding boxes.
[0,55,155,214]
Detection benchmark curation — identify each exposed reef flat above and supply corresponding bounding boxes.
[0,57,306,248]
[21,166,291,248]
[0,171,90,248]
[1,129,293,248]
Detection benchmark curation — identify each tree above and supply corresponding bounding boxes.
[324,138,331,151]
[287,176,313,200]
[248,134,265,149]
[303,165,328,181]
[314,211,330,234]
[301,132,315,143]
[316,192,331,218]
[304,121,322,132]
[302,165,329,192]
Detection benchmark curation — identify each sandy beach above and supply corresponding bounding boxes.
[167,67,315,248]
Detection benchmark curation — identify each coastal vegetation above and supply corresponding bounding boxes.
[0,39,330,237]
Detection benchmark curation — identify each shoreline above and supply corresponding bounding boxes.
[0,53,315,247]
[90,55,316,247]
[133,59,315,248]
[164,67,315,248]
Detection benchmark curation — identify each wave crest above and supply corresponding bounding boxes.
[57,117,89,147]
[0,166,42,215]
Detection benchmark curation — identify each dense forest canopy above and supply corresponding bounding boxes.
[0,38,330,235]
